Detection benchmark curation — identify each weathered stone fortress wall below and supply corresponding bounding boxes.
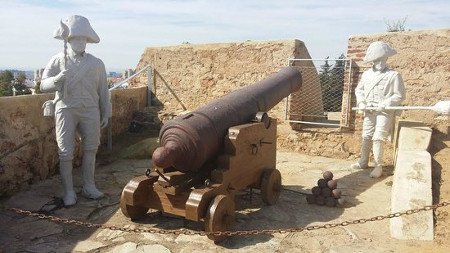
[0,87,147,196]
[2,30,447,195]
[132,40,322,122]
[133,31,449,163]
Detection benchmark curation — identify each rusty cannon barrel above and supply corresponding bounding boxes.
[153,66,302,172]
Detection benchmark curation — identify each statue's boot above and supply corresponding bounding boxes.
[370,140,383,178]
[60,160,77,206]
[81,150,104,199]
[350,138,372,170]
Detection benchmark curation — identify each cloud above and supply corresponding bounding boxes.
[1,0,449,71]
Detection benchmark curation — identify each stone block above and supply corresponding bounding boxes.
[390,150,433,240]
[397,124,432,151]
[392,120,432,164]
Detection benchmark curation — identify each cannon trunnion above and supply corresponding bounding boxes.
[120,67,301,241]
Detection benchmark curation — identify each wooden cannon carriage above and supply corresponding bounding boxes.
[120,67,302,241]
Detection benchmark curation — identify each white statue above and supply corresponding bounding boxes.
[351,41,406,178]
[40,15,112,206]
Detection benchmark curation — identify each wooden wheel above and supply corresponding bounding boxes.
[205,194,235,242]
[261,169,282,205]
[120,190,148,220]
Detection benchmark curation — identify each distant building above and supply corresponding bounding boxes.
[11,70,25,79]
[122,68,135,79]
[34,68,44,82]
[108,71,120,78]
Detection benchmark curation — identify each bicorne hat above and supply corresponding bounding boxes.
[53,15,100,43]
[363,41,396,63]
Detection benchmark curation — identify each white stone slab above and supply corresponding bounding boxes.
[73,240,105,252]
[390,150,433,240]
[397,126,432,151]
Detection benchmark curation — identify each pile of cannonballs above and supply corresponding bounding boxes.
[306,171,345,207]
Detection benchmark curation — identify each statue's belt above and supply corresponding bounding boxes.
[63,55,94,97]
[364,72,390,99]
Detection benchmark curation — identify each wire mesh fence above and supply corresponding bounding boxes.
[286,58,351,127]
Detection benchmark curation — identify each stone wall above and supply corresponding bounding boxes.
[284,29,449,162]
[131,40,322,122]
[0,87,147,196]
[131,31,449,165]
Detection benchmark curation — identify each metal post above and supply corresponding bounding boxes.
[147,66,152,107]
[107,117,112,150]
[285,59,292,121]
[345,59,353,128]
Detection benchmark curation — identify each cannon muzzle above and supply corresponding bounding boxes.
[153,66,302,171]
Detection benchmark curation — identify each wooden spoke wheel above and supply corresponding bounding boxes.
[120,191,148,220]
[261,169,282,205]
[205,194,235,242]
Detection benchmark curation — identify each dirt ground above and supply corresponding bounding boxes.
[1,136,449,253]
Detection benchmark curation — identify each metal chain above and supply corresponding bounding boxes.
[7,201,449,237]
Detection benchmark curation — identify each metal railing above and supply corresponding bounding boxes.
[106,65,186,150]
[107,65,152,150]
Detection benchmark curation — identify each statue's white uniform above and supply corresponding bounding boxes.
[40,14,110,206]
[351,41,406,178]
[41,51,111,160]
[355,67,405,141]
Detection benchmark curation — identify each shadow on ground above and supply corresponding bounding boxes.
[0,133,393,252]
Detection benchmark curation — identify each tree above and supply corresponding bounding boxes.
[319,57,331,111]
[384,16,409,32]
[0,71,31,96]
[329,54,345,112]
[34,81,42,94]
[319,54,345,112]
[0,70,14,96]
[13,73,31,95]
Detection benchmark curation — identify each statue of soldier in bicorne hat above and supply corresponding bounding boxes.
[41,15,112,206]
[351,41,406,178]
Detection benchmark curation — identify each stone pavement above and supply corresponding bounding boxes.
[0,152,447,252]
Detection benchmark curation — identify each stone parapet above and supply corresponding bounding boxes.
[0,87,147,196]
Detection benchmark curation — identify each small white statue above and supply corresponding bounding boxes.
[351,41,406,178]
[40,15,112,206]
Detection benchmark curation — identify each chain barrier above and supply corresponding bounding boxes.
[7,201,449,237]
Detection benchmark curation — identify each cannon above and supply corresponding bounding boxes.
[120,67,302,241]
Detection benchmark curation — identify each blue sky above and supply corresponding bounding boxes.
[0,0,448,72]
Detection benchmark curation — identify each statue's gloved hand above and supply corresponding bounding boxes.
[100,117,109,129]
[376,104,386,112]
[357,103,366,114]
[53,70,68,85]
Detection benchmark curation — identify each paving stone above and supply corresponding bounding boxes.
[112,242,138,253]
[136,244,172,253]
[329,244,392,253]
[141,232,169,242]
[96,228,125,240]
[12,220,63,240]
[390,150,433,240]
[5,193,53,211]
[112,236,126,242]
[73,240,105,252]
[174,234,208,244]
